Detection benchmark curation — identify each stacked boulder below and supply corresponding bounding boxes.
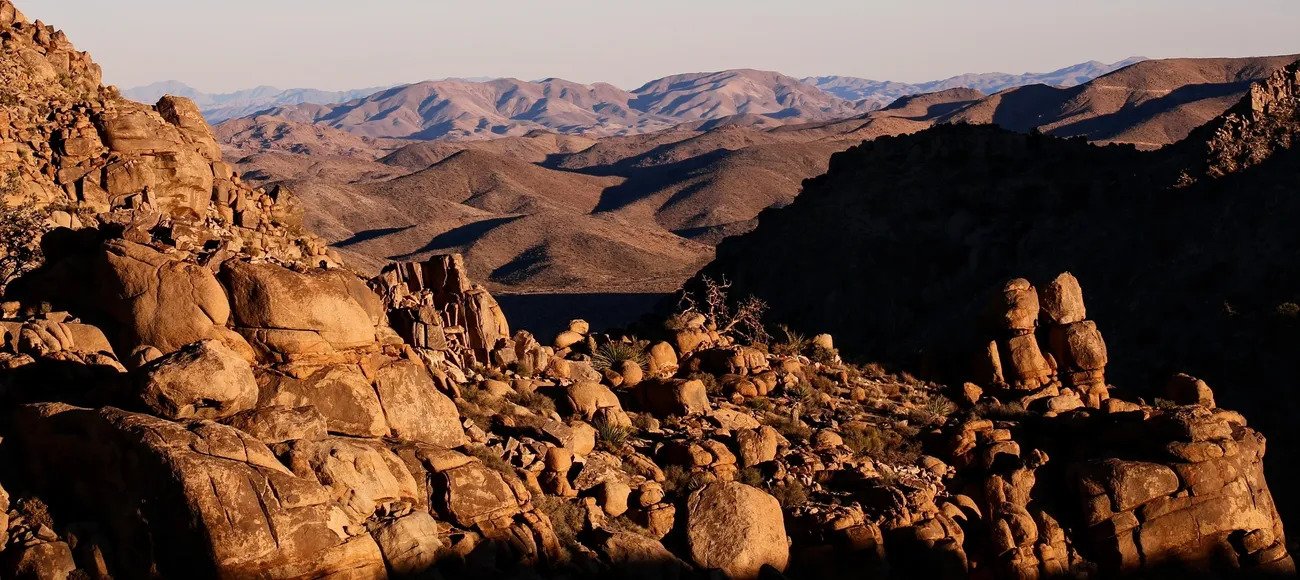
[372,254,517,369]
[979,273,1109,409]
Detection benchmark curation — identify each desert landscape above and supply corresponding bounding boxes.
[0,0,1297,577]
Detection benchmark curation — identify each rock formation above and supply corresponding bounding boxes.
[0,1,1292,578]
[694,58,1300,534]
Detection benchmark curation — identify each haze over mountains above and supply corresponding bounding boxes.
[127,58,1143,136]
[121,81,386,123]
[804,57,1146,109]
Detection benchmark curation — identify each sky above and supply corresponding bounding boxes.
[18,0,1300,93]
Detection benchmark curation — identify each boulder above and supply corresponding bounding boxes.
[12,404,386,577]
[999,279,1040,332]
[1165,374,1216,408]
[284,437,421,526]
[434,460,523,528]
[637,378,710,417]
[685,482,788,579]
[647,341,679,377]
[374,360,467,447]
[259,364,389,438]
[24,240,239,355]
[371,511,441,577]
[221,260,380,359]
[598,531,691,580]
[2,540,77,580]
[564,382,627,423]
[221,405,327,445]
[137,340,257,420]
[1041,272,1086,325]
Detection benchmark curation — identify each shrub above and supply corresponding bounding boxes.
[630,413,659,432]
[770,325,810,357]
[770,481,808,509]
[687,372,722,396]
[510,359,535,377]
[973,400,1029,421]
[809,345,839,365]
[593,416,632,451]
[0,183,50,291]
[841,423,886,457]
[535,495,584,546]
[744,397,774,412]
[808,373,838,394]
[677,275,771,345]
[1277,302,1300,318]
[768,415,812,442]
[856,362,889,379]
[464,444,514,477]
[738,466,765,487]
[592,340,648,372]
[507,390,556,417]
[916,395,957,424]
[15,496,53,530]
[662,465,709,496]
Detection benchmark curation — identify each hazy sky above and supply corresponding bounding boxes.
[18,0,1300,92]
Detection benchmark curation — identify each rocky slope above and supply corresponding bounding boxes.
[944,54,1300,148]
[694,59,1300,532]
[0,1,1293,578]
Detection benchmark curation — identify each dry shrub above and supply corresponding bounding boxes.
[678,275,770,344]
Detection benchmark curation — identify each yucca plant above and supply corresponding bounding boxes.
[591,339,647,372]
[770,324,811,357]
[593,415,633,450]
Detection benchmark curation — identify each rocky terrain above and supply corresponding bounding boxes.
[695,58,1300,538]
[0,1,1295,578]
[220,55,1298,302]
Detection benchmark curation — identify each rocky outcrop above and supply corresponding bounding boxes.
[692,60,1300,534]
[373,253,512,367]
[12,403,387,577]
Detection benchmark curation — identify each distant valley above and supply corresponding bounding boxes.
[192,54,1297,305]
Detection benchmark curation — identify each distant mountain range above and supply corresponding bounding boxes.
[804,57,1147,109]
[121,82,387,123]
[126,58,1145,135]
[225,54,1297,297]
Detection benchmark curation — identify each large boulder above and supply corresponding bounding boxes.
[284,438,421,528]
[12,404,386,577]
[637,378,710,417]
[137,339,257,420]
[685,482,788,579]
[373,360,467,447]
[221,260,382,359]
[258,364,389,438]
[371,511,441,577]
[18,240,243,356]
